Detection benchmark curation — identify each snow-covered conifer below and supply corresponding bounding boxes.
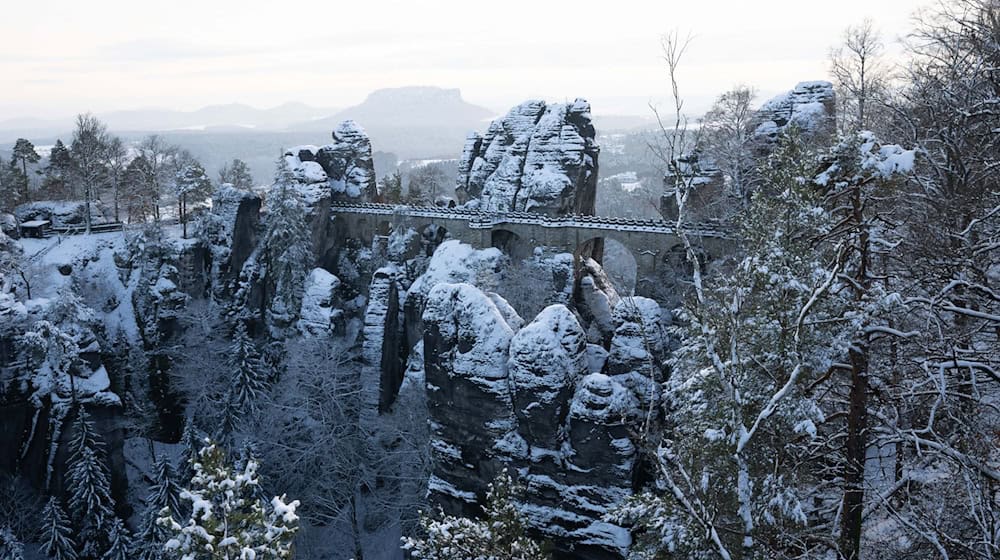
[0,526,24,560]
[261,157,313,333]
[40,497,78,560]
[226,321,268,418]
[100,518,131,560]
[157,440,299,560]
[402,469,545,560]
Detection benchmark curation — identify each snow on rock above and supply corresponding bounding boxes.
[14,200,110,228]
[362,265,407,416]
[296,268,342,336]
[208,186,261,286]
[283,120,378,202]
[754,81,836,141]
[604,297,668,416]
[422,282,517,514]
[508,304,587,450]
[403,240,504,349]
[576,257,621,345]
[456,99,599,216]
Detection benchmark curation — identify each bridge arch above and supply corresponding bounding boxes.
[419,223,450,256]
[491,229,531,262]
[574,236,638,296]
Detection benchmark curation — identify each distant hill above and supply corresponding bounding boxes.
[298,86,494,130]
[0,102,340,141]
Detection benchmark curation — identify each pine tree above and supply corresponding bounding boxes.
[69,407,105,462]
[40,497,78,560]
[11,138,39,201]
[218,158,254,190]
[0,526,24,560]
[134,457,181,560]
[177,420,200,484]
[379,171,403,204]
[67,447,114,556]
[147,456,183,520]
[261,158,313,333]
[67,408,115,558]
[100,518,130,560]
[42,140,74,199]
[157,440,299,560]
[227,321,268,419]
[173,161,212,238]
[402,469,546,560]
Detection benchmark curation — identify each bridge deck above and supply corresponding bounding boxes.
[329,202,730,239]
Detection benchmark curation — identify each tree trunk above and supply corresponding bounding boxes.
[840,347,868,559]
[839,186,871,560]
[84,182,92,235]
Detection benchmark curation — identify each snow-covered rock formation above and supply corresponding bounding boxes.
[284,120,378,203]
[296,268,343,336]
[456,99,599,216]
[754,81,836,141]
[423,282,518,515]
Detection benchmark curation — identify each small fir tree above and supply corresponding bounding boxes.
[157,440,299,560]
[40,498,78,560]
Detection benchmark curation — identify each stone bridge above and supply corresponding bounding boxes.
[331,202,732,296]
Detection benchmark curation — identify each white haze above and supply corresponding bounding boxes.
[2,0,919,121]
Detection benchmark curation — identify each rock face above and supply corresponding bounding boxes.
[296,268,343,336]
[508,305,587,450]
[413,256,645,556]
[284,120,378,203]
[423,282,517,515]
[209,186,261,283]
[456,99,599,216]
[754,81,836,141]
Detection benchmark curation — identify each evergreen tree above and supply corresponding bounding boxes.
[69,406,105,461]
[148,456,183,520]
[402,470,546,560]
[40,497,78,560]
[261,158,313,333]
[173,161,212,239]
[11,138,39,201]
[177,419,200,484]
[157,440,299,560]
[227,321,268,419]
[379,171,403,204]
[42,140,75,199]
[67,408,115,558]
[67,447,114,556]
[134,457,182,560]
[0,526,24,560]
[6,158,28,207]
[218,159,254,190]
[0,155,18,211]
[100,518,130,560]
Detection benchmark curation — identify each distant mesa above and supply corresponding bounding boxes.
[298,86,495,130]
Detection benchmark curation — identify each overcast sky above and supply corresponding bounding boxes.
[2,0,923,121]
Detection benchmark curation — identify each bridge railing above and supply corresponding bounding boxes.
[329,201,732,238]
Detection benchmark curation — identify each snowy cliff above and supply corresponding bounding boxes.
[456,99,599,216]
